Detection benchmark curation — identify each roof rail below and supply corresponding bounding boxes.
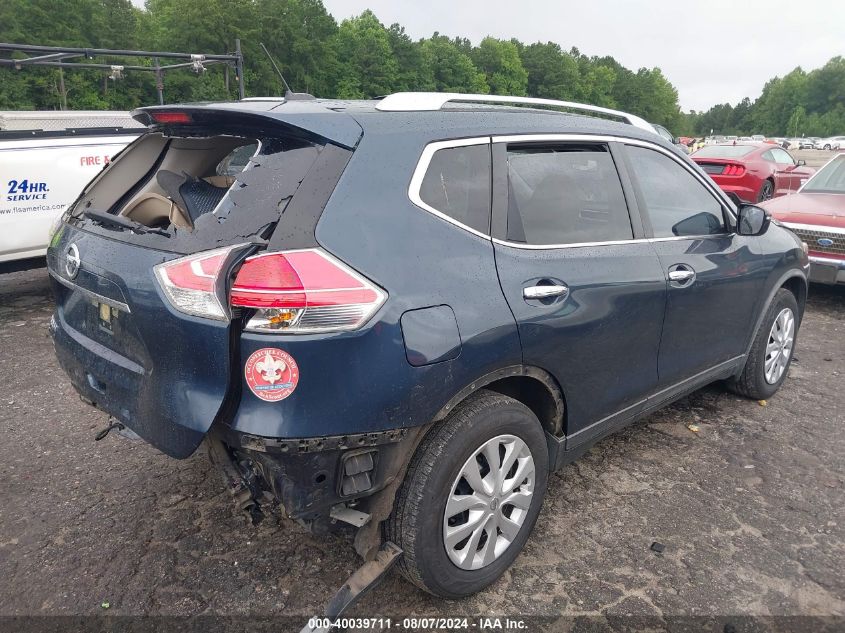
[375,92,655,133]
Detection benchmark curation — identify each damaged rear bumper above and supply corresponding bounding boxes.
[214,426,421,531]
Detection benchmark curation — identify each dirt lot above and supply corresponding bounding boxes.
[1,265,844,629]
[791,148,836,169]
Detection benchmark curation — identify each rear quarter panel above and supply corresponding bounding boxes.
[228,130,522,439]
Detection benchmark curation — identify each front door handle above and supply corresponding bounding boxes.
[667,264,696,287]
[523,284,569,300]
[668,270,695,282]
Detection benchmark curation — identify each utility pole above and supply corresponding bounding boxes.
[153,56,164,105]
[235,38,245,99]
[57,67,67,110]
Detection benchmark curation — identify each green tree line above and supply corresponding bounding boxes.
[0,0,684,129]
[3,0,842,138]
[685,58,845,138]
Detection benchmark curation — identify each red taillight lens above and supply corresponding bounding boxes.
[154,247,233,320]
[154,246,386,331]
[231,249,385,333]
[722,164,745,176]
[150,111,192,124]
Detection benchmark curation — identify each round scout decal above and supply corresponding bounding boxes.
[245,348,300,402]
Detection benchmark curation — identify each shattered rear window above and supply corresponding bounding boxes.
[68,133,323,254]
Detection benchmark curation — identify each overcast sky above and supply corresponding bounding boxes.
[318,0,843,112]
[129,0,843,111]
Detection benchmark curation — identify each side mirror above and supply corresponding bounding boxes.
[797,159,806,166]
[737,204,771,236]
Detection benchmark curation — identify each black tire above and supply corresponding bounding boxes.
[386,390,548,598]
[824,144,832,151]
[757,179,774,202]
[728,288,799,400]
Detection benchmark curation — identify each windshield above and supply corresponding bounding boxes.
[653,125,674,143]
[802,155,845,194]
[693,145,756,158]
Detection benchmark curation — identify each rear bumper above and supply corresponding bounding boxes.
[808,255,845,285]
[222,426,422,528]
[49,308,209,457]
[711,180,758,203]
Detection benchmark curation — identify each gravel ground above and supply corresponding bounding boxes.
[0,266,843,629]
[789,148,836,169]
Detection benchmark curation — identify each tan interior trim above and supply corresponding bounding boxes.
[124,192,191,229]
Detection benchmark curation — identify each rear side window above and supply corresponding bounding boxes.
[418,144,491,234]
[505,144,633,246]
[626,145,725,238]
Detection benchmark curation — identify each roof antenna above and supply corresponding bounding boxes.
[260,43,292,96]
[260,43,315,101]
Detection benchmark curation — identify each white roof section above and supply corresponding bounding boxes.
[0,110,144,131]
[375,92,655,133]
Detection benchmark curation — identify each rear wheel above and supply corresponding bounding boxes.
[757,179,774,202]
[728,288,799,400]
[386,390,548,598]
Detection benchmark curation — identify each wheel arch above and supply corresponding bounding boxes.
[741,268,808,364]
[433,365,566,437]
[781,274,808,319]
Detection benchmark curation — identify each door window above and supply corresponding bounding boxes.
[418,144,491,234]
[505,144,633,245]
[653,125,674,144]
[770,148,794,165]
[626,145,726,238]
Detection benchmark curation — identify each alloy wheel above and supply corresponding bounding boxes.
[443,434,535,570]
[765,307,795,384]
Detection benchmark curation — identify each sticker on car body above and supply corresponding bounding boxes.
[244,348,300,402]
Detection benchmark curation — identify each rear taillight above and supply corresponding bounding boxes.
[231,249,386,333]
[155,246,385,332]
[154,247,233,320]
[722,164,745,176]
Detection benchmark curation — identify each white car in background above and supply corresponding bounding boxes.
[815,136,845,150]
[0,111,142,272]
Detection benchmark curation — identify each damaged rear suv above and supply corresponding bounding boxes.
[48,93,808,600]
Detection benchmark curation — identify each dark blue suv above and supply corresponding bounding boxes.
[47,92,809,598]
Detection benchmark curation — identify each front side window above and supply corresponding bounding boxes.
[769,148,794,165]
[626,145,725,238]
[418,144,491,234]
[505,144,633,246]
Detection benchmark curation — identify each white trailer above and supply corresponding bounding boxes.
[0,111,143,270]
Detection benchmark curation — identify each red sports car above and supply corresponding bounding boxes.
[759,153,845,285]
[691,143,815,203]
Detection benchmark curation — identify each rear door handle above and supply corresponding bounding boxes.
[523,284,569,300]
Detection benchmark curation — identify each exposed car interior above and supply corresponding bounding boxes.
[74,133,258,230]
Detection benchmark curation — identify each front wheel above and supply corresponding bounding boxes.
[386,390,548,598]
[728,288,799,400]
